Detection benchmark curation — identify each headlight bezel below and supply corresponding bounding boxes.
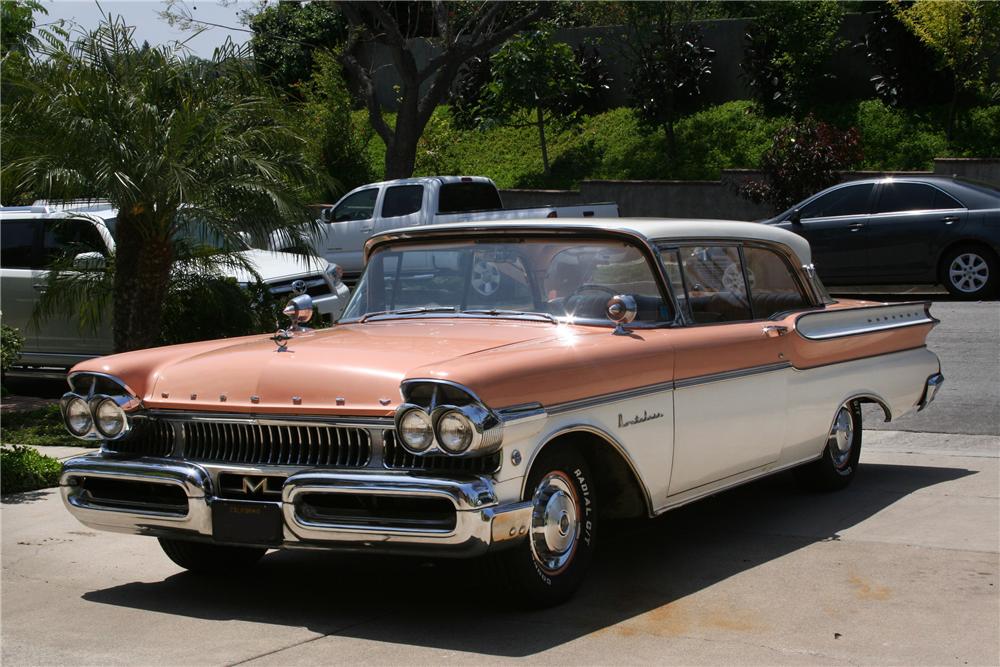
[60,372,140,441]
[393,381,503,458]
[397,406,434,452]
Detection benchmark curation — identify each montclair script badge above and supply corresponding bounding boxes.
[618,410,664,428]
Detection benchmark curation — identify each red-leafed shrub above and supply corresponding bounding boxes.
[740,115,863,212]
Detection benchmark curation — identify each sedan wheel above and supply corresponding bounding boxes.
[795,400,863,492]
[941,246,998,299]
[948,252,989,294]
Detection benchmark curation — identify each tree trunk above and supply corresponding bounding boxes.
[112,210,174,352]
[537,104,550,176]
[664,118,676,163]
[384,93,421,179]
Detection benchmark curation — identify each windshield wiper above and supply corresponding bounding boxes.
[460,309,559,323]
[359,306,457,322]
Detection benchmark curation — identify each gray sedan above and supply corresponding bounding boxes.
[763,176,1000,298]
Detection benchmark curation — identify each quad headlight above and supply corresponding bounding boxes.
[93,398,127,438]
[393,396,502,458]
[63,396,93,437]
[398,408,434,452]
[60,374,137,441]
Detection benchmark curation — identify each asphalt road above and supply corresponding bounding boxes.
[2,298,998,665]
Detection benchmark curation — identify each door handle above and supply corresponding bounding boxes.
[941,216,959,225]
[846,222,865,231]
[762,325,789,338]
[32,283,48,292]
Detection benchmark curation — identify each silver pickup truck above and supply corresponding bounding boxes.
[272,176,619,281]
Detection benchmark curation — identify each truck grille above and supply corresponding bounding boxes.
[267,275,330,299]
[181,422,370,467]
[383,431,501,475]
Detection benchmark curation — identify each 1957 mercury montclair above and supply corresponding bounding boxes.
[59,219,944,606]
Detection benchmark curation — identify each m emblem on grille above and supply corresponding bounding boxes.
[290,279,307,296]
[241,476,271,495]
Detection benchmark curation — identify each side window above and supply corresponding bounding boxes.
[743,246,810,318]
[875,182,960,213]
[332,189,378,222]
[1,219,38,269]
[679,245,752,323]
[41,218,107,266]
[381,185,424,218]
[800,183,874,219]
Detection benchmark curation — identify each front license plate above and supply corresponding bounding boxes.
[212,500,284,546]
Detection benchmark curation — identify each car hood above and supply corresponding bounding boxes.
[223,249,330,284]
[72,320,604,416]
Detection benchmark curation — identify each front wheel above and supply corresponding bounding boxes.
[488,447,596,607]
[158,538,266,574]
[795,401,863,492]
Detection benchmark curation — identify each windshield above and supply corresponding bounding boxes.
[341,237,670,325]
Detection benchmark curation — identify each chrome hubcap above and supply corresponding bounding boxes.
[948,253,989,293]
[529,472,580,574]
[828,406,855,469]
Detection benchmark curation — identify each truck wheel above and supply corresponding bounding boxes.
[940,244,997,299]
[795,401,862,492]
[489,447,596,607]
[158,538,266,573]
[471,260,502,297]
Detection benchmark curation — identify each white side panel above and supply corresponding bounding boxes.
[497,390,675,510]
[670,369,787,495]
[780,346,939,464]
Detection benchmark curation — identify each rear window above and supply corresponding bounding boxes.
[437,182,502,214]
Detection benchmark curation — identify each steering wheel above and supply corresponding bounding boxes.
[569,283,617,299]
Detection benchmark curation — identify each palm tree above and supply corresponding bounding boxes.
[2,15,316,352]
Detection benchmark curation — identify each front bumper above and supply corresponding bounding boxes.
[60,454,530,557]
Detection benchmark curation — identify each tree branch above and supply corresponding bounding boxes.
[338,30,393,145]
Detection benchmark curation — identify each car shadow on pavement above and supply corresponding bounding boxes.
[82,462,975,658]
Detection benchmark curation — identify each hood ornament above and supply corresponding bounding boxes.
[271,294,314,352]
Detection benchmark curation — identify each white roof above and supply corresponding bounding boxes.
[371,218,813,265]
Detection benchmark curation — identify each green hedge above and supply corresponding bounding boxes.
[354,100,998,189]
[1,445,62,495]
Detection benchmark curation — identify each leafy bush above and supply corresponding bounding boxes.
[742,1,846,114]
[671,101,788,179]
[954,105,1000,157]
[853,99,948,171]
[1,445,62,495]
[740,115,863,212]
[0,405,77,447]
[1,324,24,375]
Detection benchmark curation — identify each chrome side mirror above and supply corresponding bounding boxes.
[282,294,314,331]
[606,294,637,336]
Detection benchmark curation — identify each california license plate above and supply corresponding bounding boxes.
[211,500,283,546]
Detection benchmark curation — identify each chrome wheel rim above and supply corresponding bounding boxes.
[471,260,501,296]
[948,253,989,294]
[828,406,855,469]
[529,471,580,575]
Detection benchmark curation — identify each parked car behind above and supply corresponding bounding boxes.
[57,218,942,607]
[762,176,1000,298]
[0,202,349,372]
[270,176,619,283]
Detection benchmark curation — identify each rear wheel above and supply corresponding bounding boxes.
[940,245,997,299]
[489,447,596,607]
[158,538,266,573]
[795,401,862,492]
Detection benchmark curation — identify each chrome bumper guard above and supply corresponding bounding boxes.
[917,372,944,411]
[60,454,531,557]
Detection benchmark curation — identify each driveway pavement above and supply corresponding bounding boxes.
[1,432,997,666]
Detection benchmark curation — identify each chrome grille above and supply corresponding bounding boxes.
[383,431,501,475]
[107,419,175,458]
[181,422,371,467]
